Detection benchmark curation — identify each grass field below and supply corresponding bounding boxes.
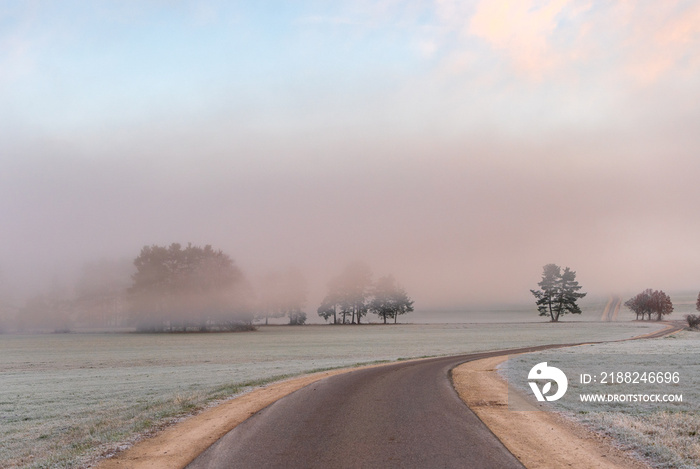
[0,320,661,468]
[502,330,700,469]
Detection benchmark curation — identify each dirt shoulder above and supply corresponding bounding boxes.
[452,355,651,469]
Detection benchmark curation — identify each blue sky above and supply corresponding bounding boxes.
[2,1,700,306]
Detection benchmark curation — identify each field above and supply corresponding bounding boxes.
[0,320,661,468]
[502,330,700,468]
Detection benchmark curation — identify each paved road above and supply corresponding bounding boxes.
[187,344,575,469]
[187,322,684,469]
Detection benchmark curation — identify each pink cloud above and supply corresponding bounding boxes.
[430,0,700,86]
[467,0,572,79]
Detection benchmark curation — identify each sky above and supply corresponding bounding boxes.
[2,0,700,309]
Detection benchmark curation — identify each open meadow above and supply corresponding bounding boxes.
[502,330,700,469]
[0,319,662,468]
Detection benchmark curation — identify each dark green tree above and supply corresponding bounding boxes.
[531,264,586,322]
[370,275,415,324]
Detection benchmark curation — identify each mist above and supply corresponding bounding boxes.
[2,1,700,321]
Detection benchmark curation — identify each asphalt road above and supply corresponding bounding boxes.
[187,344,574,469]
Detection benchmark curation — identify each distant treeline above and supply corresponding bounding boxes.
[2,243,413,333]
[317,262,413,324]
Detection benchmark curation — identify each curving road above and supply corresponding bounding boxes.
[187,344,577,469]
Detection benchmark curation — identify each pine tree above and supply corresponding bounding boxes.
[531,264,586,322]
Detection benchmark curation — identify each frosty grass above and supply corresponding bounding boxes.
[502,331,700,469]
[2,320,663,468]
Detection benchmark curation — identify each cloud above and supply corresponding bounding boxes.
[620,1,700,84]
[468,0,571,77]
[428,0,700,87]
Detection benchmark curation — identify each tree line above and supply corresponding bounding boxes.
[7,243,414,332]
[317,262,414,324]
[624,289,674,321]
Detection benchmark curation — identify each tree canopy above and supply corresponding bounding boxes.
[531,264,586,322]
[625,289,673,321]
[128,243,252,331]
[369,275,414,324]
[318,264,413,325]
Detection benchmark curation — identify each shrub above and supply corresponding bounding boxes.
[288,311,307,325]
[685,314,700,329]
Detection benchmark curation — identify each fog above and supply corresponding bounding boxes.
[2,2,700,320]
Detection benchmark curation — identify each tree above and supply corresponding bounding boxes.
[338,262,372,324]
[624,289,653,320]
[370,275,415,324]
[288,310,307,325]
[317,293,338,324]
[624,289,673,321]
[317,294,339,324]
[650,290,673,321]
[531,264,586,322]
[318,272,347,324]
[318,263,372,324]
[128,243,251,331]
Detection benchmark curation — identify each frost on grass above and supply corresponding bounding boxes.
[0,322,660,468]
[501,330,700,469]
[579,411,700,469]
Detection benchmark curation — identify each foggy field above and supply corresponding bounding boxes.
[0,321,661,468]
[503,331,700,469]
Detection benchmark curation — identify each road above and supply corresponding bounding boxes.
[187,344,576,469]
[186,322,685,469]
[601,295,622,321]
